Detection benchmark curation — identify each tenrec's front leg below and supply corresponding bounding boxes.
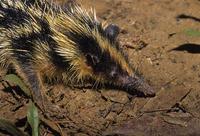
[14,62,45,110]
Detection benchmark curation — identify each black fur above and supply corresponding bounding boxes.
[0,4,30,28]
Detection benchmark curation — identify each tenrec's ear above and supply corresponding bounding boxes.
[105,24,120,40]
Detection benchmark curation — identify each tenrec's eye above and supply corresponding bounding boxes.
[110,67,118,78]
[85,53,99,66]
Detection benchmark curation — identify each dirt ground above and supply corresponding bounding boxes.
[0,0,200,136]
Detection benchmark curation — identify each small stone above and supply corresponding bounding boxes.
[101,90,129,104]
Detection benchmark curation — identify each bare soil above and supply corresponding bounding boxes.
[0,0,200,136]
